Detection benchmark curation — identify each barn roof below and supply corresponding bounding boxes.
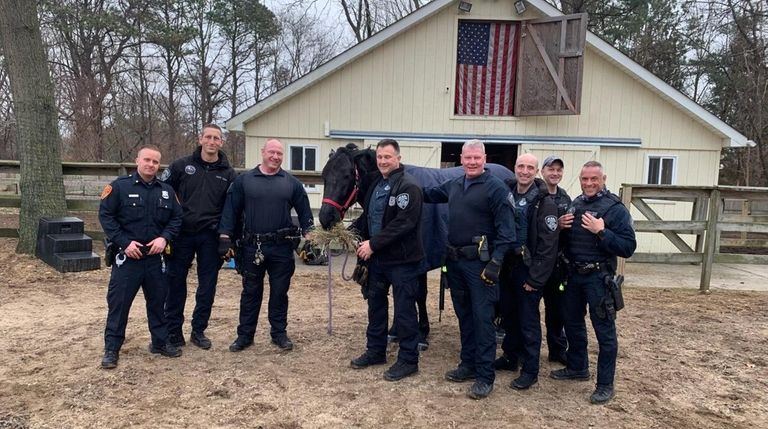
[227,0,751,148]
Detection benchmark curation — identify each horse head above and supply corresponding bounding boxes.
[319,143,376,229]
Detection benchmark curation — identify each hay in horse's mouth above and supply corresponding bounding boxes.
[311,223,360,252]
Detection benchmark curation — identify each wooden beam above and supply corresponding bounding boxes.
[633,220,706,232]
[628,252,703,263]
[700,189,720,293]
[617,186,632,276]
[714,253,768,264]
[717,223,768,234]
[632,198,694,252]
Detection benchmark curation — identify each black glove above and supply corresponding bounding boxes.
[480,258,502,286]
[218,236,232,258]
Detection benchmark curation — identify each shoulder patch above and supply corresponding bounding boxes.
[545,215,558,232]
[185,165,196,175]
[506,192,516,207]
[100,184,113,200]
[159,169,171,181]
[396,193,410,209]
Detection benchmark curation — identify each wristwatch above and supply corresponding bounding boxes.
[597,229,606,239]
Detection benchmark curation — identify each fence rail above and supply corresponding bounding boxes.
[620,184,768,292]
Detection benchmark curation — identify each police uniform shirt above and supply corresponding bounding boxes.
[218,166,314,237]
[99,174,183,249]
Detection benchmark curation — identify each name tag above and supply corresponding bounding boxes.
[128,194,139,198]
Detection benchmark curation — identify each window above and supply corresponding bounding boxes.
[289,145,318,192]
[289,145,317,171]
[646,155,676,185]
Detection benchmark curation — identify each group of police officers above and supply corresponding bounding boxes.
[98,129,636,406]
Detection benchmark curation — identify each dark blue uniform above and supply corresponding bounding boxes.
[351,167,425,368]
[542,186,571,362]
[562,189,636,388]
[424,170,515,387]
[161,147,236,344]
[218,166,313,345]
[99,173,182,352]
[499,178,558,384]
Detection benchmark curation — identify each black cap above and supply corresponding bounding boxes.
[542,156,564,168]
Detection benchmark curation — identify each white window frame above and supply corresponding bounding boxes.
[644,154,678,185]
[288,144,319,193]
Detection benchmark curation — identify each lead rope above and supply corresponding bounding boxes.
[325,240,356,335]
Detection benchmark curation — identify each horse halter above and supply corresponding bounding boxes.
[322,167,360,220]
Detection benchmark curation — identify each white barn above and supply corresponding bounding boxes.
[226,0,750,253]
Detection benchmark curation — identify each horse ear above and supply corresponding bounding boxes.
[329,149,335,159]
[345,143,358,150]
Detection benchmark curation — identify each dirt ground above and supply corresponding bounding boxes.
[1,238,767,429]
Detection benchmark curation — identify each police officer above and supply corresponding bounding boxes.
[495,153,559,390]
[550,161,636,404]
[218,138,314,353]
[423,139,515,400]
[161,124,236,350]
[540,155,571,365]
[349,139,425,381]
[99,145,183,369]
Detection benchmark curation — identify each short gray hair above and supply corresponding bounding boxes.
[462,139,485,153]
[582,160,604,174]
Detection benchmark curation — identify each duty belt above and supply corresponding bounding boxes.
[243,227,300,246]
[446,244,479,261]
[571,261,611,275]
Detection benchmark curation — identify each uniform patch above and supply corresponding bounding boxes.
[388,196,396,206]
[162,190,169,199]
[159,169,171,181]
[507,193,516,207]
[100,184,112,200]
[545,215,558,232]
[396,193,410,209]
[518,198,527,206]
[185,165,196,175]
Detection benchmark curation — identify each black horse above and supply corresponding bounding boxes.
[319,143,514,346]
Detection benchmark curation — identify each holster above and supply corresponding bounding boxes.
[607,274,625,312]
[103,238,118,267]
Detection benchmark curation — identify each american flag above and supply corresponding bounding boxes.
[455,21,519,116]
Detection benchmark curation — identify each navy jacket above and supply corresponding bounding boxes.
[161,147,236,233]
[423,170,516,262]
[351,167,425,266]
[99,173,183,249]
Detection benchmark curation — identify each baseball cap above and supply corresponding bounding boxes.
[542,156,564,168]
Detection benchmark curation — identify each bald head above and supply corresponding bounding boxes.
[514,153,539,191]
[260,138,285,175]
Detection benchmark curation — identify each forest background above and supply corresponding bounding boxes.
[0,0,765,187]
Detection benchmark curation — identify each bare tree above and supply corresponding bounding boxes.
[0,0,67,253]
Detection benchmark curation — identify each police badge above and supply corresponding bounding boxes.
[162,190,170,199]
[396,193,409,209]
[185,165,196,175]
[545,215,558,232]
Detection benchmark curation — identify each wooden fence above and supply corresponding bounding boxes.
[0,160,322,239]
[619,184,768,292]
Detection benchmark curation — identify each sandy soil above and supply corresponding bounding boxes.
[0,238,767,429]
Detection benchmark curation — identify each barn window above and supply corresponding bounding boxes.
[289,145,318,191]
[646,155,676,185]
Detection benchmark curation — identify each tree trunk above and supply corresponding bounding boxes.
[0,0,67,254]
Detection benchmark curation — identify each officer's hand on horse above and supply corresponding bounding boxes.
[146,237,166,255]
[480,259,502,286]
[218,236,233,259]
[523,283,536,292]
[124,241,144,259]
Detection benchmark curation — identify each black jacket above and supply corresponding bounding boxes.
[351,166,425,266]
[161,147,236,233]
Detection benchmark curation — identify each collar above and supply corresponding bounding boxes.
[580,187,609,203]
[253,165,285,177]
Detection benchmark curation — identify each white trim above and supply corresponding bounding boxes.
[226,0,748,148]
[329,129,641,147]
[644,154,678,185]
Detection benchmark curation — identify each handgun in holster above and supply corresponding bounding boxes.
[473,235,490,262]
[103,238,117,267]
[608,274,625,312]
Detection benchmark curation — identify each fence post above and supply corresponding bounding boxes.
[617,185,633,276]
[699,189,720,293]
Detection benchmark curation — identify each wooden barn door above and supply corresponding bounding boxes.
[514,13,588,116]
